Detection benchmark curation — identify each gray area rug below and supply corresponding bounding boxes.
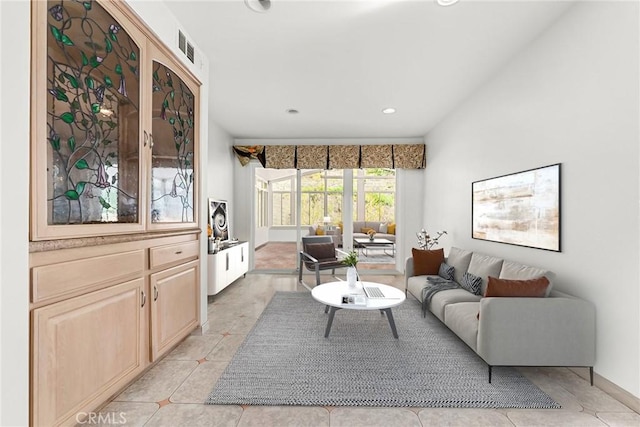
[205,292,560,408]
[357,251,395,264]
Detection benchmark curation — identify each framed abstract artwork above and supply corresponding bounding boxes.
[208,199,230,241]
[472,163,561,251]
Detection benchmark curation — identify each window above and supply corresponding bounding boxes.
[271,177,294,225]
[260,168,395,227]
[354,168,395,222]
[255,178,267,227]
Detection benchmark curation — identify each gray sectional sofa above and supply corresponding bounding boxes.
[405,247,596,382]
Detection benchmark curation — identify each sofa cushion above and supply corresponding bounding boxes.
[467,253,504,295]
[428,288,482,322]
[438,262,455,281]
[407,275,428,302]
[446,247,473,285]
[444,302,480,352]
[412,248,444,276]
[379,223,388,233]
[484,276,550,297]
[499,260,555,296]
[387,223,396,234]
[460,272,482,295]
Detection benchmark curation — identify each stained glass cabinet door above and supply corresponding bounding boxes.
[31,0,200,240]
[148,50,199,230]
[31,0,147,240]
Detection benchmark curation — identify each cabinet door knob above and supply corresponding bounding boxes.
[143,130,148,147]
[150,133,154,148]
[175,250,183,255]
[141,290,146,308]
[153,285,158,301]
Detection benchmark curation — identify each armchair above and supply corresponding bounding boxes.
[299,236,348,290]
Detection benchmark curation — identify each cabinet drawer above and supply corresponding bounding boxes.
[32,250,145,303]
[149,240,199,269]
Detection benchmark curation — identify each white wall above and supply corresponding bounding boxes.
[208,121,236,231]
[424,2,639,398]
[0,1,30,424]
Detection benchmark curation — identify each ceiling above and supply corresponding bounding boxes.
[163,0,573,140]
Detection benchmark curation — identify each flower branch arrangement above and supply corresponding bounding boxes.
[367,229,376,240]
[416,229,448,250]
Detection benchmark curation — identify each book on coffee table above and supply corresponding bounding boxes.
[341,294,366,305]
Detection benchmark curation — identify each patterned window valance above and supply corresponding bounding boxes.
[232,146,265,167]
[393,144,426,169]
[328,145,360,169]
[361,145,393,169]
[234,143,426,169]
[296,145,328,169]
[264,145,296,169]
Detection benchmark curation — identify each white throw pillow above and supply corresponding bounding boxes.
[379,223,388,233]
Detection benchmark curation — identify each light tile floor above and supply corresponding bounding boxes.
[101,273,639,427]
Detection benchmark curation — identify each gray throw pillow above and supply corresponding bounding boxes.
[460,272,482,295]
[438,262,455,281]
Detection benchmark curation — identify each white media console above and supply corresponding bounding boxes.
[207,241,249,295]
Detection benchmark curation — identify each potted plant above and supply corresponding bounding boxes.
[342,251,359,287]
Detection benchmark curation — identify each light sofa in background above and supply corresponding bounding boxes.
[405,247,596,383]
[308,221,396,247]
[352,221,396,243]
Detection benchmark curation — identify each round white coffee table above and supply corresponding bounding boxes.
[311,281,406,338]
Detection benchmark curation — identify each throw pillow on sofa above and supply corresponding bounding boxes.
[484,276,550,297]
[379,223,388,233]
[438,262,455,281]
[460,272,483,295]
[412,248,444,276]
[387,223,396,234]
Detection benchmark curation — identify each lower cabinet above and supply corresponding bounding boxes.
[30,234,200,426]
[31,278,146,427]
[207,241,249,295]
[150,260,199,360]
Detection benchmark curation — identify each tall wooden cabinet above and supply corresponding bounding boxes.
[29,1,202,425]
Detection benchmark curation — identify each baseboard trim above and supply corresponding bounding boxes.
[569,367,640,414]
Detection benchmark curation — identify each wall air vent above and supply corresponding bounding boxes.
[178,30,186,54]
[186,42,195,64]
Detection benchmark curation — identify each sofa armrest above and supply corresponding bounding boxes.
[404,257,415,293]
[477,296,595,367]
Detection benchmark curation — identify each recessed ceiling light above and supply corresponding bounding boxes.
[436,0,460,6]
[382,108,396,114]
[286,109,299,114]
[245,0,271,13]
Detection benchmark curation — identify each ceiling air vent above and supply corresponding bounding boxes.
[186,42,195,64]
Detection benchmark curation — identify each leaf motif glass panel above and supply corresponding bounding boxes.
[46,0,140,224]
[150,62,195,223]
